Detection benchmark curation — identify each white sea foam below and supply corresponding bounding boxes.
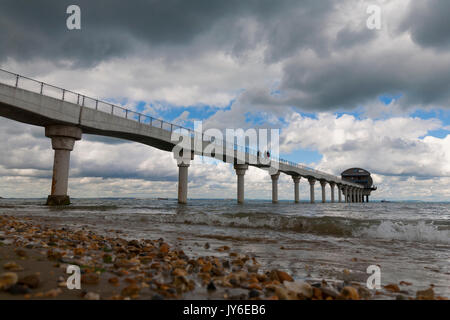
[356,220,450,244]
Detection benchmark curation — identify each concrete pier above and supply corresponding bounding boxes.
[320,180,327,203]
[177,163,189,204]
[308,178,316,204]
[0,73,375,206]
[337,184,342,203]
[292,175,301,203]
[330,182,335,203]
[45,125,82,206]
[234,164,248,204]
[271,172,280,204]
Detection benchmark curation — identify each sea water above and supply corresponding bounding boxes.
[1,198,449,297]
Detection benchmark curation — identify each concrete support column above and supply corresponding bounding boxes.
[308,178,316,204]
[320,180,327,203]
[177,163,190,204]
[45,125,82,206]
[366,195,369,203]
[349,188,354,203]
[234,164,248,204]
[359,190,363,203]
[330,182,335,203]
[337,184,342,203]
[292,176,301,203]
[271,172,280,204]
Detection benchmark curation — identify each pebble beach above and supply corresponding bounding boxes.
[0,214,446,301]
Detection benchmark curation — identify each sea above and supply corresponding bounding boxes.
[0,198,449,297]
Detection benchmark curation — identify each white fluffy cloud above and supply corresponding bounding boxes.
[281,113,450,177]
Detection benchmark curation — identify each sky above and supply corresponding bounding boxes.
[1,0,450,201]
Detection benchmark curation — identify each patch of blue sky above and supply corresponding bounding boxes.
[280,148,322,166]
[411,108,450,138]
[379,93,402,105]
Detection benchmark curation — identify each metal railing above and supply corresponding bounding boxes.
[0,68,354,186]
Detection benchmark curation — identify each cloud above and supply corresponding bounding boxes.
[281,113,450,177]
[0,0,334,67]
[399,0,450,50]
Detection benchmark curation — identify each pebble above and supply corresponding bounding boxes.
[416,287,435,300]
[273,286,290,300]
[45,288,62,298]
[384,283,400,293]
[19,273,41,289]
[249,289,260,298]
[207,281,216,291]
[284,281,313,299]
[3,261,24,272]
[84,292,101,300]
[339,286,360,300]
[81,273,100,285]
[0,272,18,290]
[121,284,140,298]
[269,270,294,282]
[14,249,27,257]
[7,284,31,295]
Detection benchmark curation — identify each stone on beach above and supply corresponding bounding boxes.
[18,273,40,289]
[3,261,24,271]
[416,287,435,300]
[284,281,313,299]
[0,272,18,290]
[339,286,360,300]
[84,292,101,300]
[269,269,294,282]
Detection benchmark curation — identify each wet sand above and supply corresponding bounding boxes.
[0,215,446,300]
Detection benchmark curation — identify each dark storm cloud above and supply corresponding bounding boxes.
[399,0,450,50]
[239,37,450,112]
[0,0,339,67]
[2,0,450,113]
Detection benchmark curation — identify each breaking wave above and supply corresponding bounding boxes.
[157,213,450,244]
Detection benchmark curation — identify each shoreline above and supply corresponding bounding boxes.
[0,215,446,300]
